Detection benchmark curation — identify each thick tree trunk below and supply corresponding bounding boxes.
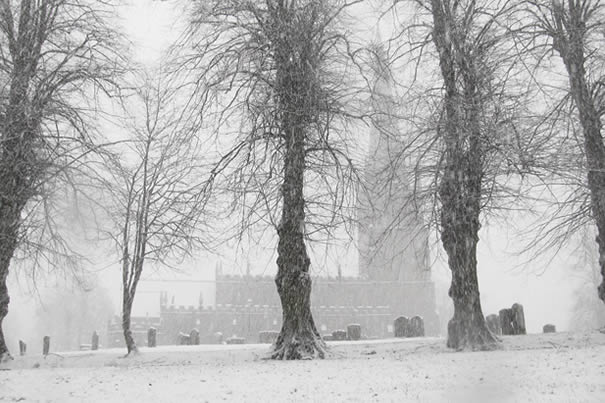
[440,184,496,349]
[271,123,325,360]
[0,158,29,363]
[431,0,497,350]
[0,214,21,362]
[552,8,605,304]
[268,2,325,360]
[582,110,605,304]
[0,42,41,361]
[0,258,12,362]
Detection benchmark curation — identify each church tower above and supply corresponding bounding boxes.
[357,46,432,284]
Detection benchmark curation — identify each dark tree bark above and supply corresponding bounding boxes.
[119,185,147,356]
[272,118,325,359]
[272,127,325,359]
[430,0,497,350]
[0,35,39,362]
[270,3,326,360]
[179,0,361,359]
[0,0,124,360]
[0,222,21,361]
[122,293,137,355]
[120,201,144,356]
[547,0,605,304]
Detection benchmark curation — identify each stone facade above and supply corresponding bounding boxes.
[107,273,439,347]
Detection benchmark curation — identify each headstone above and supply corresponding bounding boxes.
[322,334,334,341]
[409,316,425,337]
[543,324,556,333]
[499,309,514,335]
[394,316,409,337]
[214,332,224,344]
[226,336,245,344]
[43,336,50,356]
[486,314,501,335]
[18,340,26,356]
[511,303,526,335]
[347,324,362,341]
[178,332,191,345]
[91,331,99,351]
[258,330,279,344]
[190,329,200,345]
[331,330,347,341]
[148,327,157,347]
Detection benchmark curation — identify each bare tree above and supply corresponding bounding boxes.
[172,0,370,359]
[378,0,542,349]
[526,0,605,305]
[103,76,209,355]
[0,0,125,361]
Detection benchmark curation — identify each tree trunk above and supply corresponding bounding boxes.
[0,61,35,363]
[0,159,29,363]
[431,0,497,350]
[271,123,325,360]
[268,2,326,360]
[440,185,496,349]
[122,293,138,355]
[551,5,605,304]
[0,252,13,362]
[0,211,22,361]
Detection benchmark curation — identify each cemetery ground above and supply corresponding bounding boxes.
[1,331,605,402]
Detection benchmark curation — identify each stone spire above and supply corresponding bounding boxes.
[357,44,431,282]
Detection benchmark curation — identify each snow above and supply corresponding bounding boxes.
[1,331,605,402]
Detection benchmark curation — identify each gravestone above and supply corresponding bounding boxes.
[259,330,279,344]
[322,333,334,341]
[394,316,409,337]
[147,327,157,347]
[226,336,245,345]
[18,340,26,356]
[178,332,191,345]
[409,316,425,337]
[347,324,361,341]
[499,309,514,335]
[332,330,347,341]
[511,303,526,335]
[190,329,200,345]
[486,314,501,335]
[43,336,50,356]
[214,332,224,344]
[543,324,556,333]
[91,331,99,351]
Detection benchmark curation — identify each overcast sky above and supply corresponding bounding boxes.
[3,0,590,343]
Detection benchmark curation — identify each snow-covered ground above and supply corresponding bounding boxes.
[1,331,605,402]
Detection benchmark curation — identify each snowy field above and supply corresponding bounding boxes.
[2,331,605,402]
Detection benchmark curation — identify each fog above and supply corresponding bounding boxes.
[2,0,603,355]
